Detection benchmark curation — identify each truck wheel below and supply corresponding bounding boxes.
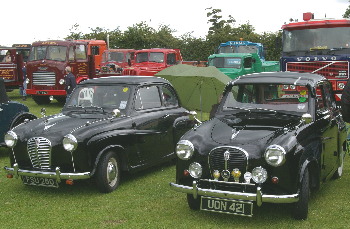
[55,97,66,104]
[187,194,201,210]
[95,151,121,193]
[33,96,51,105]
[292,168,310,220]
[333,152,344,179]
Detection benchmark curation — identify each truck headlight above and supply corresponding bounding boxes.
[4,131,18,148]
[189,162,202,178]
[63,134,77,152]
[252,167,267,184]
[176,140,194,160]
[59,79,65,85]
[264,145,286,167]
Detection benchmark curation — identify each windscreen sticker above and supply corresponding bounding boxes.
[119,101,127,109]
[298,97,307,103]
[123,87,129,93]
[298,103,306,110]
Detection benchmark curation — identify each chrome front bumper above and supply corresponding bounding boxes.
[169,180,299,206]
[4,163,91,183]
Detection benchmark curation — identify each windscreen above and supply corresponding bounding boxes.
[223,84,309,113]
[283,27,350,53]
[209,57,241,68]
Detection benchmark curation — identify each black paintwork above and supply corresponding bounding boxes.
[175,72,347,196]
[8,76,193,175]
[0,78,36,146]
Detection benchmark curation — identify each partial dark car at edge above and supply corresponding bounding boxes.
[4,76,194,193]
[170,72,347,219]
[0,78,36,147]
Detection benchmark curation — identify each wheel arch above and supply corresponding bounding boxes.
[10,112,37,129]
[299,158,320,192]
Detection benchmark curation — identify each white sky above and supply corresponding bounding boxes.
[1,0,349,47]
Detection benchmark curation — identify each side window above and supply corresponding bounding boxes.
[161,85,178,107]
[90,46,100,55]
[167,53,176,65]
[76,45,87,60]
[69,46,74,61]
[135,86,162,110]
[243,57,252,68]
[316,85,328,112]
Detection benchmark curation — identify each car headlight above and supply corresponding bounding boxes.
[264,145,286,167]
[252,167,267,184]
[176,140,194,160]
[4,131,18,148]
[63,134,77,152]
[189,162,202,178]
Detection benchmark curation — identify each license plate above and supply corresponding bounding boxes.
[200,197,253,217]
[37,91,48,95]
[21,176,58,188]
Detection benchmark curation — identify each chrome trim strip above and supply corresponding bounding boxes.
[4,164,91,182]
[169,182,299,205]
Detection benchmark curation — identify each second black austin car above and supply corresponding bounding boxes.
[4,76,194,193]
[170,72,347,219]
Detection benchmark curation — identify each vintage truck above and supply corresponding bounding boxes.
[208,52,280,79]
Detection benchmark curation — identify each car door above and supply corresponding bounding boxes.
[131,84,173,166]
[316,82,339,178]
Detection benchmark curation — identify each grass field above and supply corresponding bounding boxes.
[1,91,350,228]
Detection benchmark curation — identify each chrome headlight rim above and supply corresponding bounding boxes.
[176,140,194,160]
[189,162,202,178]
[4,131,18,148]
[264,144,286,167]
[63,134,78,152]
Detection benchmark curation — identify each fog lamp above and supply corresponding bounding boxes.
[213,170,220,180]
[252,167,267,184]
[231,168,241,182]
[244,172,252,183]
[189,162,202,178]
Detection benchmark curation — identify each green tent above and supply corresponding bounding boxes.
[156,65,231,114]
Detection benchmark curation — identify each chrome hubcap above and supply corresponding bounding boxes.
[107,158,118,186]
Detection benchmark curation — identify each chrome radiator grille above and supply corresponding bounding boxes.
[33,72,56,86]
[208,147,248,181]
[27,137,52,169]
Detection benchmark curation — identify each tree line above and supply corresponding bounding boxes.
[65,8,282,62]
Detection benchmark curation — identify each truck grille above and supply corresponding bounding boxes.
[286,61,349,79]
[33,72,56,86]
[208,147,248,182]
[27,137,52,169]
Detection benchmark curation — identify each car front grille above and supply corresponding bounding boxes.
[27,137,52,169]
[33,72,56,86]
[208,146,248,182]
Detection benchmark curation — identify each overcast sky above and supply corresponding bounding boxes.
[1,0,349,47]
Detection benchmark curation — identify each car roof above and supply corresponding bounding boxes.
[79,76,170,86]
[232,72,326,87]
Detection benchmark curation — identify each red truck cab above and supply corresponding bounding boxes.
[122,48,182,76]
[26,40,106,104]
[99,49,135,75]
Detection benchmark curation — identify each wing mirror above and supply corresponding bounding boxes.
[189,111,202,124]
[302,113,312,124]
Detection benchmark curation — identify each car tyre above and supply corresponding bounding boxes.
[292,168,310,220]
[187,194,201,210]
[95,151,121,193]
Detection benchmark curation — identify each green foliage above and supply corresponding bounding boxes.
[64,8,283,63]
[344,0,350,18]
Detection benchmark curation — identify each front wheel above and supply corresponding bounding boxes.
[95,151,121,193]
[292,168,310,220]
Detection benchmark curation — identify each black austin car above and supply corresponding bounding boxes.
[0,78,36,147]
[4,76,193,193]
[170,72,347,219]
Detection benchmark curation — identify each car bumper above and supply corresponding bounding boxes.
[169,180,299,206]
[4,163,91,183]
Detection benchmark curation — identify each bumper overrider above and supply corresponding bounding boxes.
[169,180,299,206]
[4,163,91,183]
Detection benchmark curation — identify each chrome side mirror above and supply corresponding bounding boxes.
[302,113,312,124]
[189,111,202,124]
